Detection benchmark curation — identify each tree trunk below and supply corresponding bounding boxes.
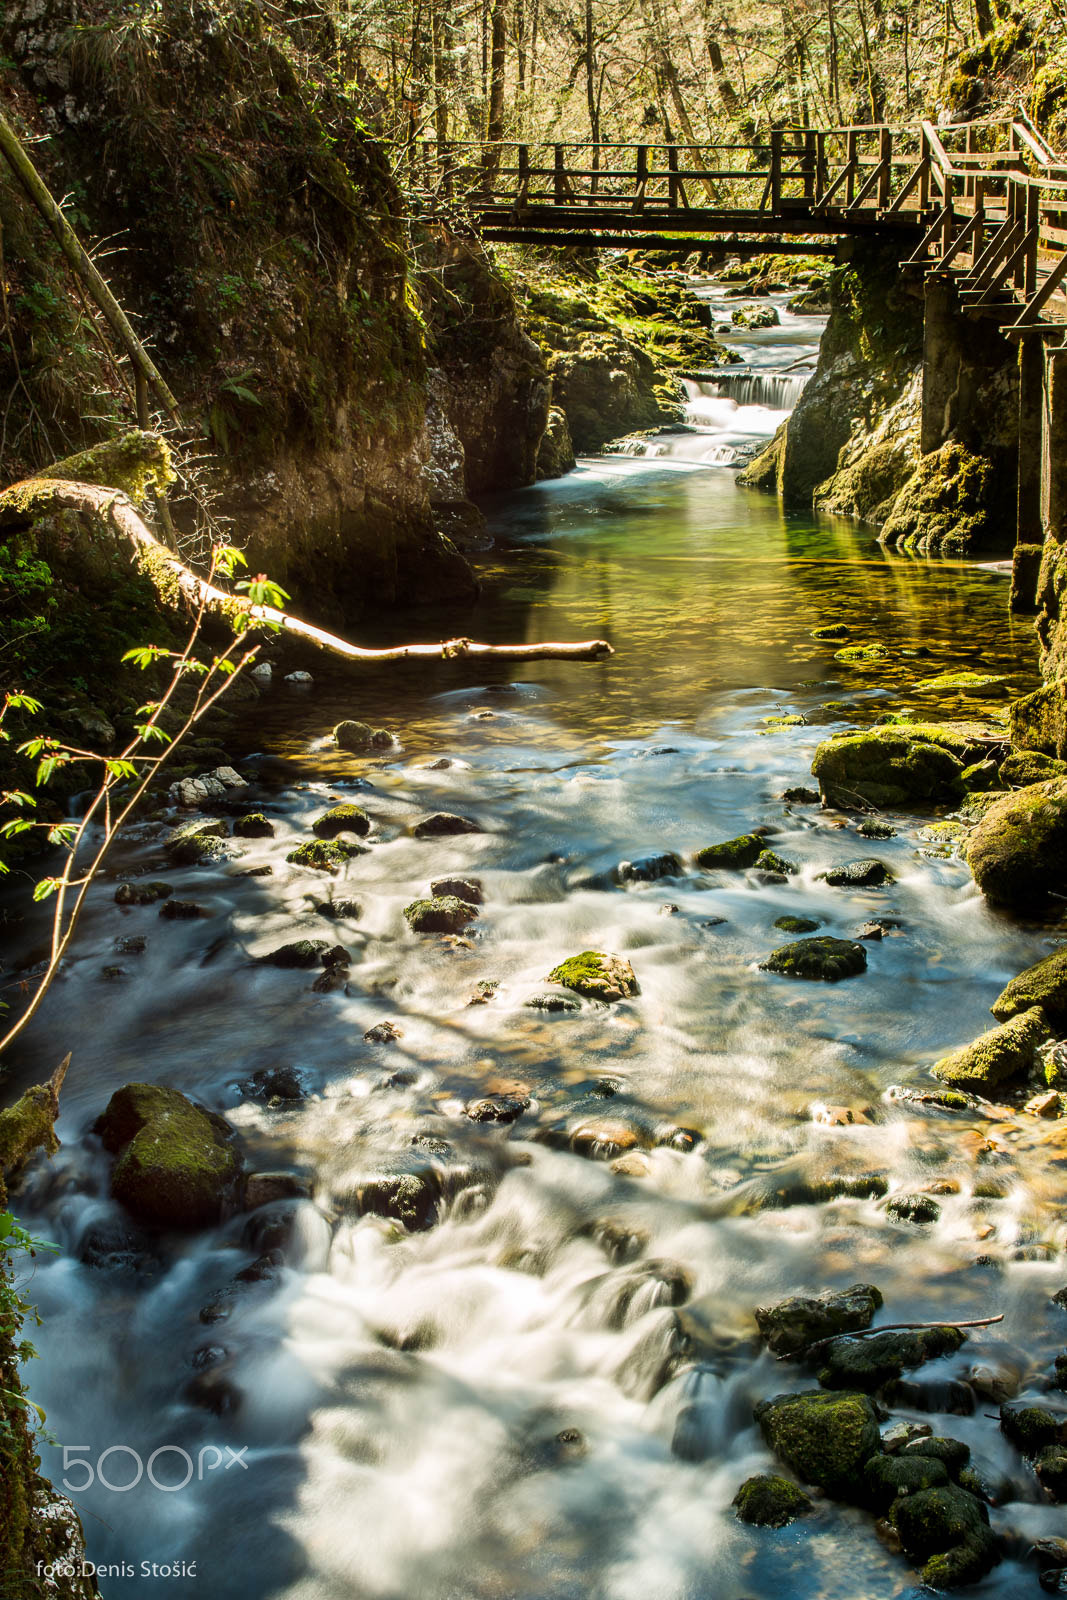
[0,477,614,665]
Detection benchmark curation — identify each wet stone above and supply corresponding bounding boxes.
[755,1389,881,1497]
[405,896,479,934]
[782,786,820,803]
[570,1119,644,1160]
[524,991,581,1013]
[755,1282,883,1357]
[774,916,820,934]
[263,939,332,969]
[858,820,897,839]
[817,1326,967,1393]
[115,879,173,905]
[760,936,867,982]
[159,899,207,920]
[312,804,371,839]
[820,858,894,887]
[431,876,484,904]
[733,1473,814,1527]
[233,812,274,838]
[465,1093,530,1124]
[694,833,764,869]
[886,1193,942,1224]
[364,1020,402,1043]
[412,812,482,837]
[617,852,683,882]
[1036,1444,1067,1501]
[548,951,638,1002]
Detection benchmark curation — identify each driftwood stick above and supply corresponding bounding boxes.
[0,477,614,664]
[789,1312,1004,1362]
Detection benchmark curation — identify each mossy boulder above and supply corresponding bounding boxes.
[694,834,764,869]
[312,803,371,839]
[286,839,365,874]
[755,1283,883,1357]
[819,859,893,888]
[1035,1443,1067,1501]
[164,818,230,865]
[774,916,820,934]
[917,670,1006,693]
[999,749,1067,788]
[993,949,1067,1031]
[732,1473,813,1527]
[334,719,375,750]
[548,951,638,1001]
[355,1172,439,1231]
[834,643,890,663]
[233,812,275,838]
[732,303,780,329]
[880,441,997,557]
[863,1452,950,1512]
[932,1007,1048,1091]
[760,936,867,982]
[115,879,173,905]
[617,851,683,882]
[817,1327,966,1393]
[964,779,1067,910]
[754,1389,880,1497]
[886,1193,941,1224]
[96,1083,240,1229]
[811,725,975,808]
[891,1484,998,1588]
[755,850,797,876]
[1000,1403,1066,1455]
[404,895,479,933]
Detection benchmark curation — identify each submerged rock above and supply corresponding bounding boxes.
[548,951,638,1001]
[932,1007,1048,1091]
[965,780,1067,911]
[404,895,479,933]
[811,725,976,808]
[96,1083,239,1229]
[333,719,374,750]
[312,804,371,839]
[164,818,231,865]
[886,1193,941,1224]
[993,950,1067,1032]
[760,936,867,981]
[617,852,683,882]
[774,915,820,933]
[755,1389,880,1497]
[1036,1444,1067,1501]
[819,858,894,887]
[465,1093,530,1124]
[892,1482,998,1588]
[818,1326,966,1392]
[412,812,482,837]
[356,1172,439,1231]
[263,939,332,969]
[115,879,173,905]
[755,1282,883,1356]
[694,833,764,869]
[755,850,797,877]
[732,1473,813,1527]
[570,1118,643,1159]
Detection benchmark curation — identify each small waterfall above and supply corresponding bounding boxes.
[684,372,810,409]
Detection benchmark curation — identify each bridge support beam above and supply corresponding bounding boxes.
[1011,331,1047,610]
[921,276,958,452]
[1046,348,1067,547]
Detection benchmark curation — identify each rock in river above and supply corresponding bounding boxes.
[810,724,977,808]
[548,951,638,1001]
[755,1282,883,1356]
[965,779,1067,911]
[760,936,867,981]
[286,839,365,873]
[312,804,371,839]
[617,852,683,882]
[412,812,482,838]
[405,895,479,933]
[993,949,1067,1032]
[732,1474,813,1527]
[819,858,894,887]
[932,1006,1048,1092]
[755,1389,880,1498]
[96,1083,240,1230]
[693,833,764,869]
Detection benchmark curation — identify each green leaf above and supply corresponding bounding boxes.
[32,877,60,901]
[0,819,35,838]
[46,823,78,845]
[104,759,138,780]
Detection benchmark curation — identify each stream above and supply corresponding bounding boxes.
[7,283,1067,1600]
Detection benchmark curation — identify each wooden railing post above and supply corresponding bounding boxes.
[770,129,783,212]
[516,143,530,209]
[634,143,648,212]
[816,131,828,202]
[1023,180,1040,299]
[878,127,892,209]
[846,130,858,205]
[553,144,567,205]
[918,126,931,212]
[803,129,816,203]
[667,143,679,208]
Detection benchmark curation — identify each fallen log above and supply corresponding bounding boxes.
[0,475,614,664]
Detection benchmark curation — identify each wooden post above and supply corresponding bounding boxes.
[918,126,931,212]
[554,144,566,205]
[668,143,679,209]
[846,130,858,206]
[878,127,892,210]
[1023,181,1040,299]
[803,129,816,204]
[1016,332,1045,550]
[517,144,530,208]
[770,129,783,213]
[634,143,648,213]
[816,131,827,202]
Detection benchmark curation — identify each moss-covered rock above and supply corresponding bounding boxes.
[755,1389,881,1497]
[115,879,173,904]
[932,1007,1048,1091]
[993,950,1067,1030]
[999,750,1067,788]
[863,1452,950,1512]
[0,1070,65,1206]
[818,1327,966,1393]
[886,1193,941,1224]
[164,818,231,865]
[312,803,371,839]
[811,725,976,808]
[880,442,997,556]
[404,895,479,933]
[754,1283,883,1357]
[891,1484,998,1589]
[536,406,577,480]
[755,850,798,876]
[732,303,780,329]
[760,936,867,982]
[834,643,890,663]
[412,812,482,838]
[1035,1443,1067,1500]
[233,812,275,838]
[617,852,683,882]
[819,859,893,887]
[548,951,638,1001]
[693,834,764,869]
[355,1171,439,1231]
[964,779,1067,910]
[732,1473,813,1526]
[286,839,365,873]
[1000,1402,1066,1455]
[334,720,375,750]
[774,915,821,933]
[96,1082,240,1229]
[917,670,1007,693]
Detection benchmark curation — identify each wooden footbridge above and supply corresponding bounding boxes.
[409,116,1067,593]
[408,118,1067,333]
